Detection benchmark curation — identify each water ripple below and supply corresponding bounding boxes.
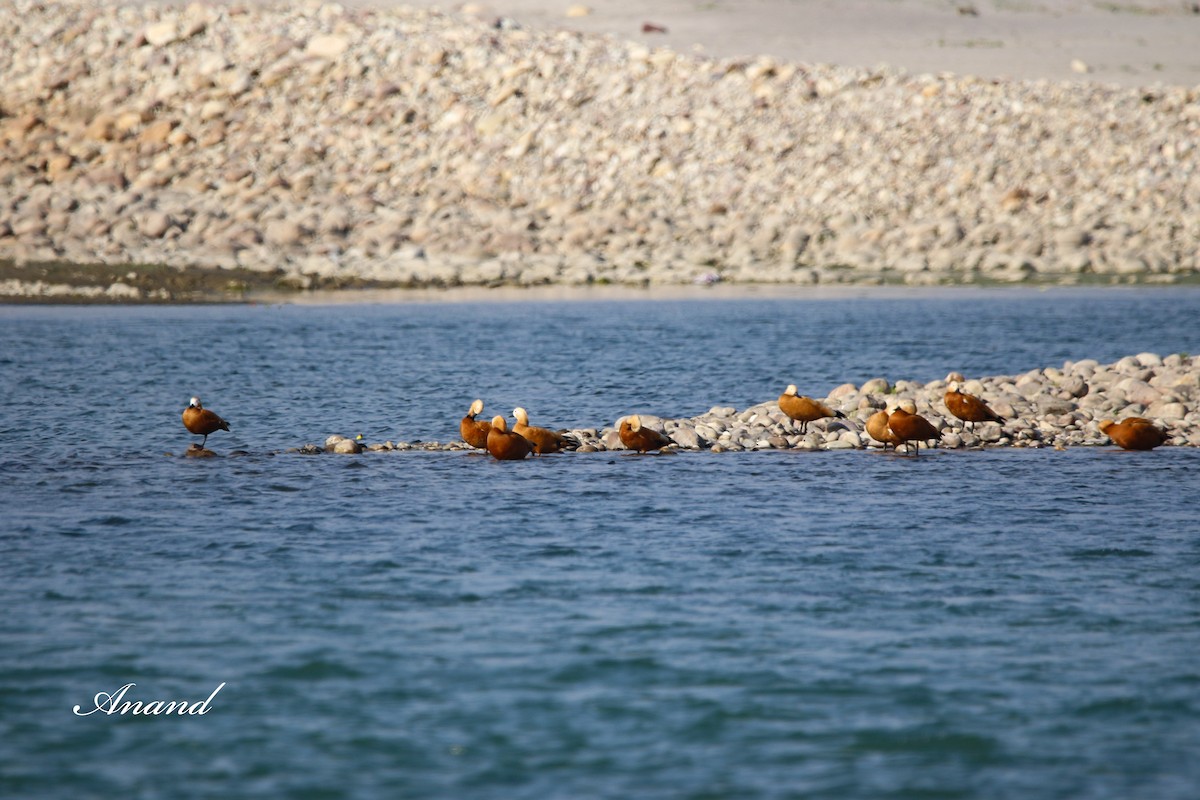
[2,296,1199,798]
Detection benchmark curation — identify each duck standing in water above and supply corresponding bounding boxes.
[865,409,902,450]
[778,384,845,434]
[512,407,578,454]
[460,399,492,450]
[618,415,674,453]
[887,401,942,456]
[182,396,230,449]
[486,415,533,460]
[944,383,1005,432]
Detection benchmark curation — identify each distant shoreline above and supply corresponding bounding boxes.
[3,259,1198,305]
[3,1,1197,300]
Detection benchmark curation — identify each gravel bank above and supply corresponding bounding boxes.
[2,0,1199,296]
[295,353,1198,454]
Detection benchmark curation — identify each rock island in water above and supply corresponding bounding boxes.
[272,354,1198,456]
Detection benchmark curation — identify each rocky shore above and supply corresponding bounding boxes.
[281,353,1198,455]
[3,0,1199,300]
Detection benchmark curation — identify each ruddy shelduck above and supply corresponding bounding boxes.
[460,399,491,450]
[944,383,1004,431]
[512,407,577,454]
[486,415,533,460]
[1098,418,1168,451]
[887,402,942,456]
[865,409,902,450]
[618,415,673,453]
[778,384,846,434]
[182,396,230,448]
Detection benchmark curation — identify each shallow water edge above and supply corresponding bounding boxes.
[3,259,1199,305]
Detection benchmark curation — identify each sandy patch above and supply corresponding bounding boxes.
[390,0,1200,87]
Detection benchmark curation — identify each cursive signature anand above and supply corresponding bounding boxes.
[72,682,225,717]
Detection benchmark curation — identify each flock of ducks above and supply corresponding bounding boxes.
[459,401,672,458]
[182,384,1171,459]
[460,401,582,460]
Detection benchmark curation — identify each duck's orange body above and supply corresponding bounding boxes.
[619,415,673,453]
[866,409,901,449]
[1099,418,1168,451]
[778,385,845,434]
[182,397,230,448]
[460,399,491,449]
[512,407,576,454]
[887,407,942,455]
[944,388,1004,431]
[486,416,533,460]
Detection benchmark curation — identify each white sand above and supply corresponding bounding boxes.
[387,0,1200,88]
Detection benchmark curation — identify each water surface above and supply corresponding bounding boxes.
[2,288,1198,799]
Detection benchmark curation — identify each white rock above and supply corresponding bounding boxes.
[137,212,171,238]
[306,35,350,60]
[1146,401,1187,420]
[144,22,178,47]
[1135,352,1163,367]
[265,220,304,247]
[669,427,702,449]
[333,439,363,454]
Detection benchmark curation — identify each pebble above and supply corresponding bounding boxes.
[185,444,217,458]
[1,1,1197,291]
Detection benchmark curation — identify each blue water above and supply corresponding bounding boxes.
[2,288,1199,799]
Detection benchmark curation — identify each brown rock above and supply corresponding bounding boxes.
[115,111,150,134]
[85,115,117,142]
[198,121,227,148]
[166,129,193,147]
[45,154,74,180]
[5,114,42,139]
[140,119,175,146]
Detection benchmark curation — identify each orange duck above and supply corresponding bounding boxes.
[944,383,1004,431]
[778,384,845,434]
[182,396,230,448]
[887,402,942,456]
[460,399,491,450]
[865,409,902,450]
[486,415,533,460]
[1098,418,1168,450]
[513,407,578,454]
[619,415,673,453]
